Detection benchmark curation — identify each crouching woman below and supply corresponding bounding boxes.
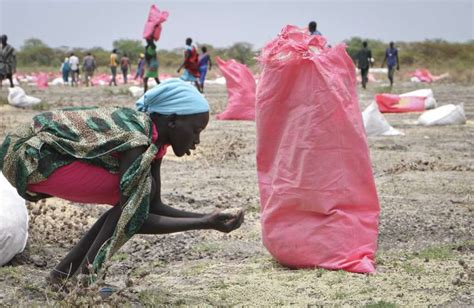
[0,78,244,284]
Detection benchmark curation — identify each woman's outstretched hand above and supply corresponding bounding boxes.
[205,209,245,233]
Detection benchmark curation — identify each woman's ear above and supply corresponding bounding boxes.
[167,114,177,128]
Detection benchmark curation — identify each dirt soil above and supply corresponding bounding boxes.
[0,79,472,306]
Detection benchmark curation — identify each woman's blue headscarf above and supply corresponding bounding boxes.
[136,78,209,115]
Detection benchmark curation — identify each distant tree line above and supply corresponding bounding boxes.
[15,37,474,73]
[16,38,257,69]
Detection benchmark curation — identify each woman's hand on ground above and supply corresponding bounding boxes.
[205,209,245,233]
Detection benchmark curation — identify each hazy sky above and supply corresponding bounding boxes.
[0,0,473,51]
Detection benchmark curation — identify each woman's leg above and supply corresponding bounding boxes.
[144,77,149,92]
[154,77,160,85]
[7,73,14,88]
[78,205,123,274]
[48,208,112,282]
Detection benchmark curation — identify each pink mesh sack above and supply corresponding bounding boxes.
[142,4,169,41]
[256,26,380,273]
[216,57,256,121]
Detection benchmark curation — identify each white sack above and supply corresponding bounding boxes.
[362,102,404,136]
[0,172,29,266]
[7,87,41,108]
[417,104,466,126]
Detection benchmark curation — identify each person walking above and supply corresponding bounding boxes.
[381,41,400,87]
[356,41,372,89]
[82,52,96,87]
[177,38,201,93]
[69,53,80,87]
[109,49,118,86]
[198,46,212,92]
[0,35,16,88]
[134,53,145,83]
[120,53,130,84]
[144,39,160,92]
[60,57,70,85]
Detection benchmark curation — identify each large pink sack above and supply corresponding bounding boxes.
[216,57,256,121]
[256,25,380,273]
[142,4,169,41]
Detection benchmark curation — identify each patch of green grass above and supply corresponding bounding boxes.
[191,241,221,254]
[364,301,398,308]
[374,86,392,93]
[182,262,209,276]
[32,101,50,111]
[0,266,23,282]
[333,291,348,300]
[110,252,128,262]
[138,289,201,306]
[416,245,454,261]
[117,87,130,96]
[401,262,425,274]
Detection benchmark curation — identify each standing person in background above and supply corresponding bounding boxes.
[135,53,145,84]
[198,46,212,92]
[120,53,130,84]
[356,41,372,89]
[144,39,160,93]
[109,49,118,86]
[0,35,16,88]
[82,52,96,87]
[308,21,322,36]
[68,52,80,87]
[60,57,70,85]
[381,41,400,87]
[177,38,202,93]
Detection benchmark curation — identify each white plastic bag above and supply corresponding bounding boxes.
[362,102,404,136]
[7,86,41,108]
[129,86,144,98]
[400,88,437,110]
[417,104,466,126]
[51,77,64,86]
[0,172,29,266]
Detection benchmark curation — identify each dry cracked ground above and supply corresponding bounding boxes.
[0,78,472,306]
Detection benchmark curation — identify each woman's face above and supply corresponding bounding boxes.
[169,112,209,157]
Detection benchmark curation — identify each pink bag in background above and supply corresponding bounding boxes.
[216,57,256,121]
[256,25,380,273]
[375,93,425,113]
[409,68,449,83]
[142,4,169,41]
[36,73,48,89]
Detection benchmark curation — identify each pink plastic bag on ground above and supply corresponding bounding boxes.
[143,4,169,41]
[409,68,449,83]
[36,73,48,89]
[216,57,256,121]
[375,93,426,113]
[256,25,380,273]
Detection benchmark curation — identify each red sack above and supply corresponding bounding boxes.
[142,4,169,41]
[256,25,379,273]
[375,93,425,113]
[216,57,256,121]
